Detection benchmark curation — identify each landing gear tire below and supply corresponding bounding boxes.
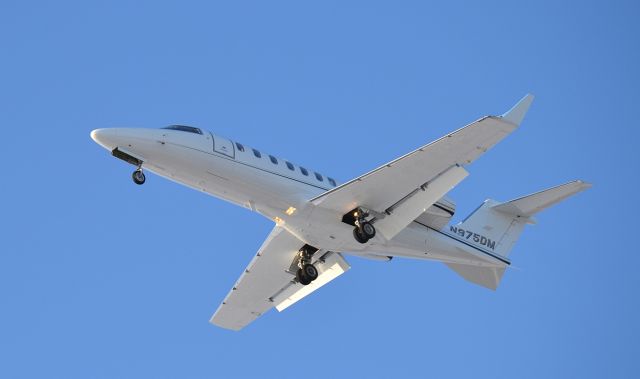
[296,264,318,286]
[296,269,311,285]
[132,169,146,185]
[349,207,376,244]
[303,264,318,281]
[353,227,369,244]
[362,222,376,239]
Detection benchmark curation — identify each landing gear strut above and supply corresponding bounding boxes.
[132,166,145,185]
[296,245,319,285]
[352,208,376,244]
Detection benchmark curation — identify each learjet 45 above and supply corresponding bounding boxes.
[91,94,590,330]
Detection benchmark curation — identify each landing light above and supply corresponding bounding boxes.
[285,207,297,216]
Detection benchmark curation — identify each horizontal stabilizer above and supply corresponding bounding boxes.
[492,180,592,218]
[448,179,591,289]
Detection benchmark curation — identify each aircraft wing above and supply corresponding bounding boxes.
[311,94,534,240]
[210,226,350,331]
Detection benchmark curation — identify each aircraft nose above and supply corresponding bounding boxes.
[90,128,119,150]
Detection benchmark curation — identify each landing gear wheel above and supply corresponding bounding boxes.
[297,268,311,285]
[361,222,376,239]
[302,264,318,281]
[296,264,318,285]
[132,169,146,185]
[295,245,319,285]
[353,227,369,244]
[349,207,375,244]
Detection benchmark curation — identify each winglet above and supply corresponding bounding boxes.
[501,94,535,125]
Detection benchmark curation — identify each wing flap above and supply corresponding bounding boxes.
[273,252,350,311]
[374,165,468,240]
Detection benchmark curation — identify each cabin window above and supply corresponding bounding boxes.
[162,125,203,135]
[235,142,245,152]
[285,161,294,171]
[269,155,278,164]
[300,167,309,176]
[253,149,261,158]
[328,177,337,187]
[314,172,323,181]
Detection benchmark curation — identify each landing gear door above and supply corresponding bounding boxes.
[211,133,235,158]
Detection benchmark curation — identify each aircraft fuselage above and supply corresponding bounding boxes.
[91,126,508,270]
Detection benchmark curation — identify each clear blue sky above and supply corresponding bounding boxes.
[1,1,638,378]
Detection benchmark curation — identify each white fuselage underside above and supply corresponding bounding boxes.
[94,127,508,269]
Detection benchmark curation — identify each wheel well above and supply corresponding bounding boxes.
[341,208,360,226]
[112,148,142,166]
[299,244,318,255]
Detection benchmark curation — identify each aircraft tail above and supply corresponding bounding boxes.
[446,180,591,289]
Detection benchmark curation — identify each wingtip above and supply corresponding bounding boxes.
[574,180,593,190]
[555,180,592,197]
[555,180,593,192]
[501,93,535,125]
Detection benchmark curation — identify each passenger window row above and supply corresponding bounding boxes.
[233,141,337,187]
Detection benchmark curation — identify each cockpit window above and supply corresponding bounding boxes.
[162,125,203,135]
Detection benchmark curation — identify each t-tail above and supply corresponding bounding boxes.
[446,180,591,289]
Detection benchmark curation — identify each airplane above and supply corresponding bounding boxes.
[90,94,590,331]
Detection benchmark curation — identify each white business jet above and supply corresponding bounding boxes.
[91,94,590,330]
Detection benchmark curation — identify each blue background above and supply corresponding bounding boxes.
[1,1,638,377]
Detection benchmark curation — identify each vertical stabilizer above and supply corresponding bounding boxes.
[446,180,590,289]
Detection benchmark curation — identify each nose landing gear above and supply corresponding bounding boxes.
[132,167,146,185]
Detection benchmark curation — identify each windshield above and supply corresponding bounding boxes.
[162,125,203,135]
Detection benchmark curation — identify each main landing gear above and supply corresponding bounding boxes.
[132,166,146,185]
[352,208,376,244]
[296,245,319,286]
